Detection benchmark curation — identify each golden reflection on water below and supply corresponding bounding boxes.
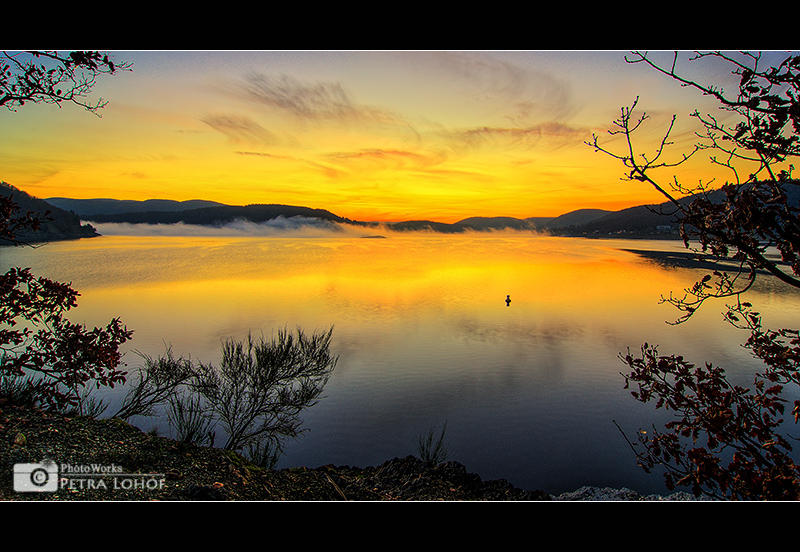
[5,232,800,494]
[4,233,765,366]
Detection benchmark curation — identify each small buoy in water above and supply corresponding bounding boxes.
[505,295,511,306]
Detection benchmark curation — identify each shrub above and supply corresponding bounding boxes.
[112,348,195,420]
[192,327,338,460]
[165,391,215,447]
[0,267,132,412]
[415,421,452,465]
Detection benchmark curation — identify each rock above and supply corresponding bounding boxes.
[342,456,551,500]
[184,483,224,501]
[554,486,642,501]
[552,485,716,501]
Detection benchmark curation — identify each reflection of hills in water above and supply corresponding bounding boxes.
[625,247,798,292]
[623,249,743,270]
[4,219,798,497]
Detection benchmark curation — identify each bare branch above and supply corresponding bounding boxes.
[0,50,131,116]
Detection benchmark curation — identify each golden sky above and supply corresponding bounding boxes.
[0,50,775,223]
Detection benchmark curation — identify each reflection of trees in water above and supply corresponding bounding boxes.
[448,316,587,384]
[451,316,584,346]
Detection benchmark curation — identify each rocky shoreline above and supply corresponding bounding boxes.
[0,402,708,501]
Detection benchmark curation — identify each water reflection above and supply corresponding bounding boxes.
[3,233,799,495]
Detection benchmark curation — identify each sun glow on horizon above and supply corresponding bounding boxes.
[0,50,745,223]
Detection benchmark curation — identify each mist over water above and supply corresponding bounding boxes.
[90,217,372,239]
[5,229,800,496]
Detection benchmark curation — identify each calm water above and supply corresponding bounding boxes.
[4,228,799,496]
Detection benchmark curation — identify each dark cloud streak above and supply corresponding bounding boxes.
[240,74,356,119]
[459,121,590,150]
[200,114,279,145]
[199,54,587,176]
[236,73,404,128]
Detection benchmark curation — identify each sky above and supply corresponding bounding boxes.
[1,50,792,223]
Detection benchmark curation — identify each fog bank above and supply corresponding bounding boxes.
[90,216,372,238]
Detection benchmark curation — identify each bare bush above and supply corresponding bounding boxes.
[191,326,338,463]
[111,348,195,420]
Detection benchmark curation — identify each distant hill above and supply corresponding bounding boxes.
[386,212,615,234]
[38,192,682,236]
[454,216,540,231]
[34,179,800,239]
[46,197,226,217]
[1,183,99,244]
[83,203,361,228]
[525,216,557,229]
[539,209,612,230]
[385,220,463,233]
[550,181,800,237]
[385,217,538,233]
[52,197,680,237]
[547,204,680,237]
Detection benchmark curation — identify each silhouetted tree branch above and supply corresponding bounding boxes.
[592,51,800,499]
[1,51,130,115]
[1,51,133,412]
[588,52,800,322]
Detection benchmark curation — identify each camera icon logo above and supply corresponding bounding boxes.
[14,461,58,492]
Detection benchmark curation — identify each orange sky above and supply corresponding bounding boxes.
[0,50,774,223]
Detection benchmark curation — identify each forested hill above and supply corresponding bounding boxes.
[41,196,677,236]
[551,181,800,237]
[45,197,225,217]
[36,179,800,238]
[1,183,99,244]
[81,203,364,228]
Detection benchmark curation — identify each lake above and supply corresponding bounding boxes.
[4,227,799,496]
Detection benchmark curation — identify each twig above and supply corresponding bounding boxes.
[325,473,348,500]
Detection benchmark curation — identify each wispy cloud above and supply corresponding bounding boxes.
[200,114,279,145]
[400,51,577,122]
[233,150,292,160]
[204,71,423,156]
[198,54,588,196]
[409,52,529,104]
[234,150,347,180]
[239,74,355,119]
[324,148,444,172]
[457,121,590,151]
[235,73,404,127]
